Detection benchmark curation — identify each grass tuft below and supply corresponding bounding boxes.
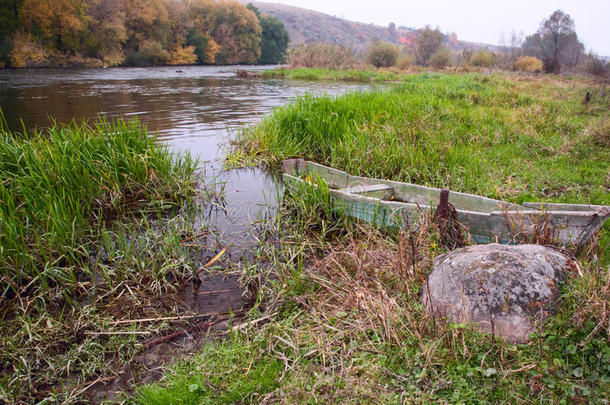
[0,118,197,299]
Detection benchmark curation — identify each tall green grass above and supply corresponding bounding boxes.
[0,118,197,298]
[238,73,609,206]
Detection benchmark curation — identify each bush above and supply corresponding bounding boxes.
[169,45,198,65]
[129,40,171,66]
[396,54,414,70]
[429,47,451,69]
[101,48,126,66]
[367,41,399,68]
[583,53,609,78]
[470,50,494,67]
[513,56,543,73]
[8,32,48,68]
[288,43,360,69]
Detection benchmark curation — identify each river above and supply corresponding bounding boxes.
[0,65,379,252]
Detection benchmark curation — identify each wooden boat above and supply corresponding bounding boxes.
[282,159,610,248]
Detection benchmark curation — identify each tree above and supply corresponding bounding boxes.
[210,1,261,65]
[185,0,220,64]
[186,27,219,64]
[247,4,289,64]
[84,0,127,65]
[522,10,583,73]
[388,22,398,40]
[0,0,23,65]
[123,0,170,53]
[20,0,88,54]
[415,25,443,66]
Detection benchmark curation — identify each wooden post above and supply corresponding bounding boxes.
[438,189,449,220]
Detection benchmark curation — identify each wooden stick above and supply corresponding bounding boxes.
[230,313,276,332]
[180,231,210,243]
[85,331,151,335]
[198,289,234,295]
[108,310,243,325]
[145,318,228,347]
[197,247,227,273]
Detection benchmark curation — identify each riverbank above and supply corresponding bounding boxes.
[260,67,409,82]
[258,66,585,82]
[0,119,222,402]
[137,72,609,403]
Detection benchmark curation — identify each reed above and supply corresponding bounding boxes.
[0,118,197,299]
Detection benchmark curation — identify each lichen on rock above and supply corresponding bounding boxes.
[422,243,573,343]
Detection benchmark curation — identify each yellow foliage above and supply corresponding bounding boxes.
[9,32,48,68]
[513,56,543,73]
[21,0,85,42]
[205,38,220,64]
[169,45,197,65]
[101,49,127,67]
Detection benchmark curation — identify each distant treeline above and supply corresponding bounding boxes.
[0,0,289,68]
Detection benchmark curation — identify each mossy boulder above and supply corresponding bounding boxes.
[422,244,573,343]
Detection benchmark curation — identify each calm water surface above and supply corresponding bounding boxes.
[0,65,379,249]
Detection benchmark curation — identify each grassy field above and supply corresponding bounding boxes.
[138,72,609,403]
[0,118,219,402]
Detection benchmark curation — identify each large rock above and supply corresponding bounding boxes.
[422,244,572,343]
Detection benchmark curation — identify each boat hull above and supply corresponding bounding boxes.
[282,159,610,248]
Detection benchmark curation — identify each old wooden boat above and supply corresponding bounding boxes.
[282,159,610,248]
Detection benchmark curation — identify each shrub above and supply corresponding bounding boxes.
[288,43,359,69]
[129,40,171,66]
[169,45,198,65]
[8,32,48,68]
[396,54,414,70]
[367,41,399,68]
[470,50,494,67]
[513,56,543,73]
[66,54,104,67]
[583,53,609,78]
[101,48,126,66]
[429,47,451,69]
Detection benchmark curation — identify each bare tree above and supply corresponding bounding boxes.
[523,10,583,73]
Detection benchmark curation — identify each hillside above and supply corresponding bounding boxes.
[249,1,499,53]
[249,1,403,52]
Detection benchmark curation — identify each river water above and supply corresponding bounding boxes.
[0,65,378,251]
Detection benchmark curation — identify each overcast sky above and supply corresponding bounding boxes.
[267,0,610,56]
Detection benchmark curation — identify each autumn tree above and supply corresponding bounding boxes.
[84,0,127,65]
[123,0,169,53]
[211,1,261,65]
[247,3,289,64]
[522,10,583,73]
[185,0,220,64]
[20,0,87,54]
[0,0,22,65]
[1,0,274,67]
[415,25,443,66]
